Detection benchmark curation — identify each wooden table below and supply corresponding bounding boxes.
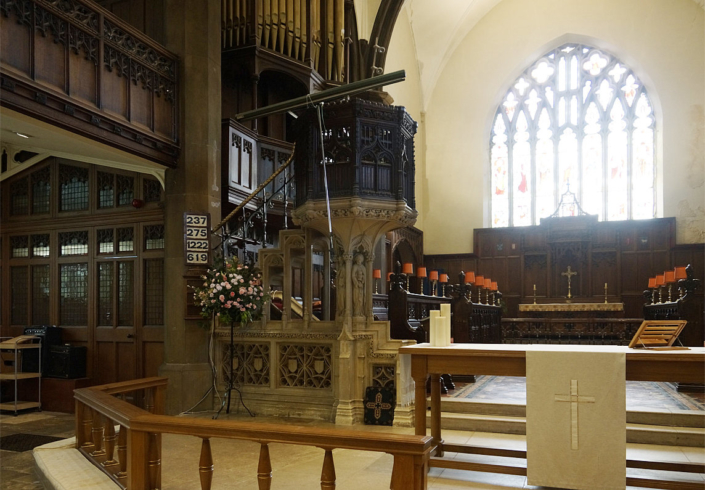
[398,343,705,489]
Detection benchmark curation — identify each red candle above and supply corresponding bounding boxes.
[439,274,448,283]
[664,270,675,284]
[491,281,498,291]
[475,275,484,287]
[429,270,439,281]
[373,269,382,280]
[402,262,414,275]
[387,272,393,281]
[465,271,475,284]
[648,277,656,288]
[484,278,492,288]
[417,267,427,278]
[655,274,665,287]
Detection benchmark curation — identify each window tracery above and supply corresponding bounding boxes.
[491,44,655,227]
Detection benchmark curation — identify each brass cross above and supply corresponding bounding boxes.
[561,266,578,300]
[554,380,595,450]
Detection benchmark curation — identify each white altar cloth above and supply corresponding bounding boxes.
[526,348,626,490]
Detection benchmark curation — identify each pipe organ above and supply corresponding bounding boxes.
[222,0,345,82]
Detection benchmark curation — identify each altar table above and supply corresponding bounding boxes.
[398,343,705,489]
[518,302,624,313]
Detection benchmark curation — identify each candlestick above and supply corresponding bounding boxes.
[475,276,484,304]
[417,267,427,295]
[674,266,687,299]
[656,274,665,303]
[533,284,537,305]
[604,282,608,304]
[429,271,438,297]
[373,269,381,294]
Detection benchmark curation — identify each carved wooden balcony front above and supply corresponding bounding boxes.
[1,0,179,167]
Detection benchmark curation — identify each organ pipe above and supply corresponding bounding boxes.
[223,0,347,81]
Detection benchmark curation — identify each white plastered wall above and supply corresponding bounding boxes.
[390,0,703,253]
[384,5,428,231]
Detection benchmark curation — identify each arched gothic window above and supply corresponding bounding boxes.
[491,43,655,227]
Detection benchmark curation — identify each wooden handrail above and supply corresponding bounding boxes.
[132,414,432,455]
[75,377,433,489]
[74,389,146,429]
[93,377,168,395]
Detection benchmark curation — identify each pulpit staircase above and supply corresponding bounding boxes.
[427,396,705,447]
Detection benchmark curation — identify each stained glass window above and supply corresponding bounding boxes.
[490,43,655,227]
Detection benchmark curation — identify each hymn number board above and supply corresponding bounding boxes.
[184,212,210,265]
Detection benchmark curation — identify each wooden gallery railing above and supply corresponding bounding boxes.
[0,0,180,167]
[74,377,433,490]
[221,0,345,82]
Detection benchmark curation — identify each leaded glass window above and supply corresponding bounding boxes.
[60,263,88,325]
[490,44,655,227]
[59,165,89,212]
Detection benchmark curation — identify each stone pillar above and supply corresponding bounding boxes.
[159,0,222,414]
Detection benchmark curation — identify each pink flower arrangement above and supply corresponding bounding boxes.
[191,257,270,325]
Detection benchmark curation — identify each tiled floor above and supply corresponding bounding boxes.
[2,409,703,489]
[0,411,74,490]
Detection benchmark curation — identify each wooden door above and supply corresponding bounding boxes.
[94,258,137,385]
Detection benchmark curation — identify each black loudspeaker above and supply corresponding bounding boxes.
[46,345,87,379]
[21,326,63,374]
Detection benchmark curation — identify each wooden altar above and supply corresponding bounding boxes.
[400,343,705,490]
[518,301,624,318]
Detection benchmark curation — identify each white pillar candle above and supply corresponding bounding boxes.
[440,303,451,346]
[429,310,441,346]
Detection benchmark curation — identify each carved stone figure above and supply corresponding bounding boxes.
[336,259,346,318]
[352,253,366,317]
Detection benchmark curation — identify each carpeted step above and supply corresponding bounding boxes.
[429,411,705,447]
[438,398,705,428]
[427,411,526,435]
[439,399,525,417]
[626,423,705,447]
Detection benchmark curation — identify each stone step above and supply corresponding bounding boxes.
[427,411,705,447]
[438,398,705,428]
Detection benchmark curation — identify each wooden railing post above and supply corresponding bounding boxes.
[82,406,95,450]
[75,401,86,448]
[91,410,106,458]
[116,426,128,485]
[127,429,149,490]
[257,442,272,490]
[103,419,119,469]
[148,432,161,489]
[145,389,154,413]
[391,454,427,490]
[199,438,214,490]
[153,385,166,415]
[320,448,336,489]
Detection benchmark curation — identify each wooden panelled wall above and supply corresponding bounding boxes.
[0,0,179,167]
[0,159,166,385]
[425,217,704,320]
